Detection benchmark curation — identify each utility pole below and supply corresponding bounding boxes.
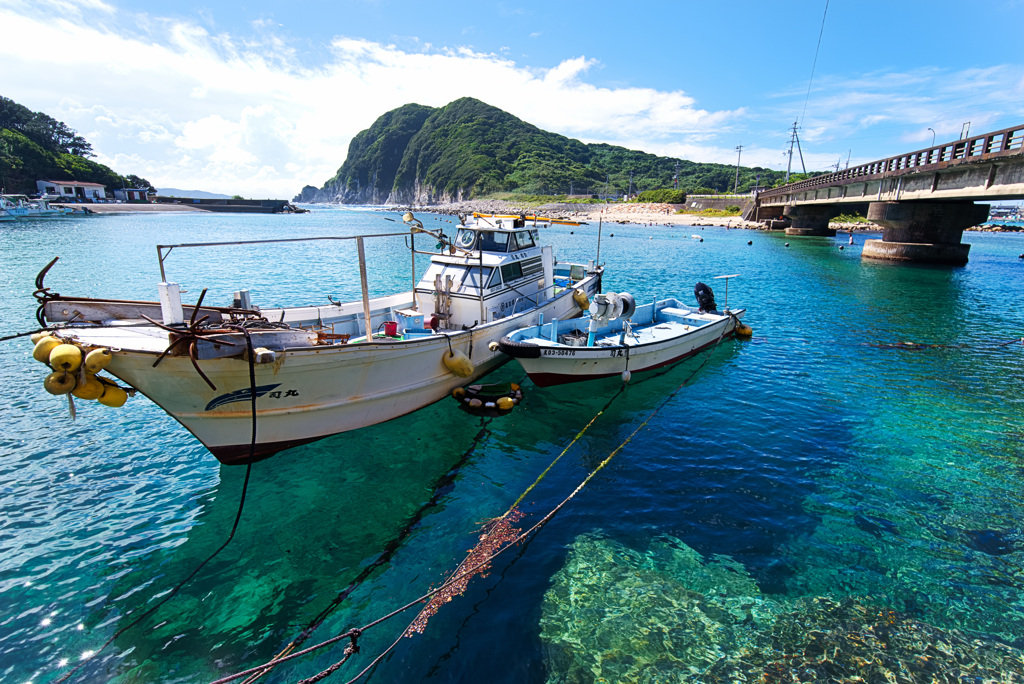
[785,120,806,182]
[733,145,743,194]
[628,170,633,198]
[846,149,851,169]
[673,160,680,190]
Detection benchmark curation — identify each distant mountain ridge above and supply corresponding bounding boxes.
[156,188,232,199]
[297,97,790,205]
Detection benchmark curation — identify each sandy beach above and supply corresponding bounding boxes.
[54,202,207,213]
[421,199,885,231]
[52,198,890,231]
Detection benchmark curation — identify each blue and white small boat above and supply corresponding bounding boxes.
[497,281,749,387]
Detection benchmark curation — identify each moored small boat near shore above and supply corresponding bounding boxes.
[498,281,750,387]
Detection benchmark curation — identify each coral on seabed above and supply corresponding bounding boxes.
[539,533,1024,683]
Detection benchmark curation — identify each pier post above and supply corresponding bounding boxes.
[862,201,988,265]
[783,205,839,236]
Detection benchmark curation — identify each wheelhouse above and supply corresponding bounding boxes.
[414,215,557,329]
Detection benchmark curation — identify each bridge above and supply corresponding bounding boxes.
[754,123,1024,264]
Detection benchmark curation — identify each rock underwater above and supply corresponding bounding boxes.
[539,533,1024,683]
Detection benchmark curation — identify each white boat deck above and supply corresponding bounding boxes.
[516,307,720,349]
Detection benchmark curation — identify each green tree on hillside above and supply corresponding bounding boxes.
[0,95,142,194]
[125,174,155,191]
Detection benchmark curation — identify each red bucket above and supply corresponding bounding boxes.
[384,321,398,336]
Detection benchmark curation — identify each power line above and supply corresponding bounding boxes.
[800,0,830,126]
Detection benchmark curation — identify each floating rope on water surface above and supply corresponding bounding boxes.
[212,320,738,684]
[56,329,262,683]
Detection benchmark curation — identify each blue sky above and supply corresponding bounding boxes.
[2,0,1022,197]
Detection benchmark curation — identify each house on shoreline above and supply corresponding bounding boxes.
[36,180,105,201]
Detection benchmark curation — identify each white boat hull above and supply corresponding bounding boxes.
[499,302,744,387]
[59,276,601,464]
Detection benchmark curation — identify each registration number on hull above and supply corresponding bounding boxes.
[542,349,577,356]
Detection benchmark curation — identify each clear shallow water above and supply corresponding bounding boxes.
[1,208,1023,682]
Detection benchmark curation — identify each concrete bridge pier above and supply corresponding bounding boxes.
[783,205,838,236]
[862,201,989,265]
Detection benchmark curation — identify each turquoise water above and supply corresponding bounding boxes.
[1,208,1023,682]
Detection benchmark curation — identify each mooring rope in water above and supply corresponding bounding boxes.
[219,322,738,684]
[56,329,261,683]
[237,420,496,684]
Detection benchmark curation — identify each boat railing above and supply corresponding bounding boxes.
[156,232,413,341]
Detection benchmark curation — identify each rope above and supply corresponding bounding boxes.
[505,386,624,514]
[281,320,736,683]
[0,328,44,343]
[236,422,494,683]
[56,330,261,683]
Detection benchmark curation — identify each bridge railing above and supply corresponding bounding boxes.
[759,123,1024,200]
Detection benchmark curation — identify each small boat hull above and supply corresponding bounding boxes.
[499,300,745,387]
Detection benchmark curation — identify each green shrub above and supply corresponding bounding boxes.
[634,189,687,204]
[724,204,740,212]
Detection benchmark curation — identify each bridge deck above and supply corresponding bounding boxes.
[759,123,1024,206]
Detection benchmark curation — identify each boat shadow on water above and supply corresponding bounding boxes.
[87,407,499,681]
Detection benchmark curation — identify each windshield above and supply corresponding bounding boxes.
[480,231,510,252]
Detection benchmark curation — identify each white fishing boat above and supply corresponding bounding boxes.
[1,196,28,219]
[2,194,67,218]
[497,279,749,387]
[29,212,603,464]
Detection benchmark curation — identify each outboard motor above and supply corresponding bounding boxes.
[694,282,716,313]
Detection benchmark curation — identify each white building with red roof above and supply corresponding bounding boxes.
[36,180,106,200]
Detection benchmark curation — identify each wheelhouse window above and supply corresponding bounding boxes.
[454,228,478,250]
[512,231,536,250]
[479,231,510,252]
[465,266,495,289]
[500,261,524,283]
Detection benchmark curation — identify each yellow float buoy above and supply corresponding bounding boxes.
[49,344,83,372]
[84,348,113,373]
[452,387,467,400]
[496,396,514,411]
[572,289,589,310]
[71,374,105,400]
[44,371,76,395]
[33,336,62,363]
[735,323,753,337]
[443,349,475,378]
[468,397,483,409]
[30,332,50,344]
[98,384,129,407]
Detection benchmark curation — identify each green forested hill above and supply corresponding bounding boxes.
[312,97,795,204]
[0,95,149,195]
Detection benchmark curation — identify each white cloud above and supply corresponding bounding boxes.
[0,0,746,196]
[3,0,1019,196]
